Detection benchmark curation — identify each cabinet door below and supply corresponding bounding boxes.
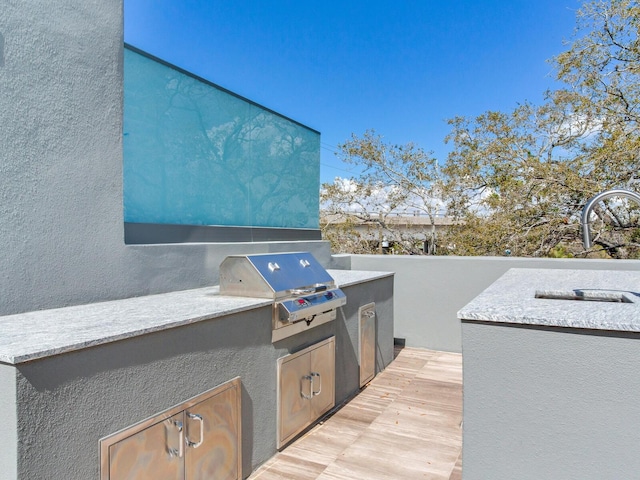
[108,413,185,480]
[359,303,376,387]
[310,338,335,419]
[185,383,241,480]
[278,352,312,447]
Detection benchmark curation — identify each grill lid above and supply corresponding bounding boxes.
[219,252,337,299]
[220,252,346,342]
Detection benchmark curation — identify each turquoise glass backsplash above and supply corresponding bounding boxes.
[123,47,320,229]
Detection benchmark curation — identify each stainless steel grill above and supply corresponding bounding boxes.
[220,252,346,342]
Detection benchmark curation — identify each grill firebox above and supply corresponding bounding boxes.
[219,252,346,341]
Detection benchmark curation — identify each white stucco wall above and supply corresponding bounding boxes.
[343,255,640,352]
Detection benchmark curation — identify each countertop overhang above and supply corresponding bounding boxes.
[458,268,640,333]
[0,269,393,365]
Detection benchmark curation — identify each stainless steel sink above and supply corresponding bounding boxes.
[535,289,636,303]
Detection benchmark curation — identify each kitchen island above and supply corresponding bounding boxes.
[459,268,640,480]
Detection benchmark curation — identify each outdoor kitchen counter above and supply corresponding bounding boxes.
[459,269,640,480]
[0,269,392,364]
[458,268,640,332]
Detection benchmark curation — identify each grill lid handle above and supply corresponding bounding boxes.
[290,285,328,295]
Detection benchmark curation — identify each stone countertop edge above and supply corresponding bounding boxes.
[457,268,640,333]
[328,269,394,288]
[0,269,393,365]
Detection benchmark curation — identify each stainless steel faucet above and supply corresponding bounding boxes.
[581,188,640,249]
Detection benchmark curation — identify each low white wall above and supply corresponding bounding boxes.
[341,255,640,352]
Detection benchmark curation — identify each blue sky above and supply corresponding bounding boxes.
[124,0,580,183]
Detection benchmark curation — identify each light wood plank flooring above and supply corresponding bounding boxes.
[249,347,462,480]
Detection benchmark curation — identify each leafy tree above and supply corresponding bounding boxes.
[442,0,640,258]
[321,131,444,254]
[322,0,640,258]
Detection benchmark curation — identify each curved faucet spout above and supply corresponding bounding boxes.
[581,189,640,249]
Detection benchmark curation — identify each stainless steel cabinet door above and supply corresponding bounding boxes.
[185,383,241,480]
[310,339,335,419]
[359,303,376,387]
[108,413,185,480]
[101,378,242,480]
[278,351,312,446]
[277,336,336,448]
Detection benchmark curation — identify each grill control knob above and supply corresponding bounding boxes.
[324,292,334,300]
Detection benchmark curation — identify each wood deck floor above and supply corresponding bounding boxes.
[249,347,463,480]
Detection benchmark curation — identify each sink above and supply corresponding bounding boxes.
[535,289,636,303]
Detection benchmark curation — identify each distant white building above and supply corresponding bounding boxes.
[321,212,457,254]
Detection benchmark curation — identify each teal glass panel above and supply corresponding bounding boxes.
[123,47,320,229]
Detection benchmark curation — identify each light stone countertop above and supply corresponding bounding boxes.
[0,269,392,365]
[458,268,640,332]
[327,269,393,288]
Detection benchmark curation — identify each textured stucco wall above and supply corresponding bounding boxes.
[3,277,392,479]
[15,307,275,480]
[344,255,640,352]
[461,321,640,479]
[333,276,394,402]
[0,365,17,479]
[0,0,331,317]
[0,0,126,314]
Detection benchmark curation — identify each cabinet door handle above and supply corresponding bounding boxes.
[310,372,322,396]
[169,420,184,458]
[186,413,204,448]
[301,375,313,400]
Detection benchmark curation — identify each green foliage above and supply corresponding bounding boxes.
[321,130,443,255]
[441,0,640,258]
[548,244,575,258]
[322,0,640,258]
